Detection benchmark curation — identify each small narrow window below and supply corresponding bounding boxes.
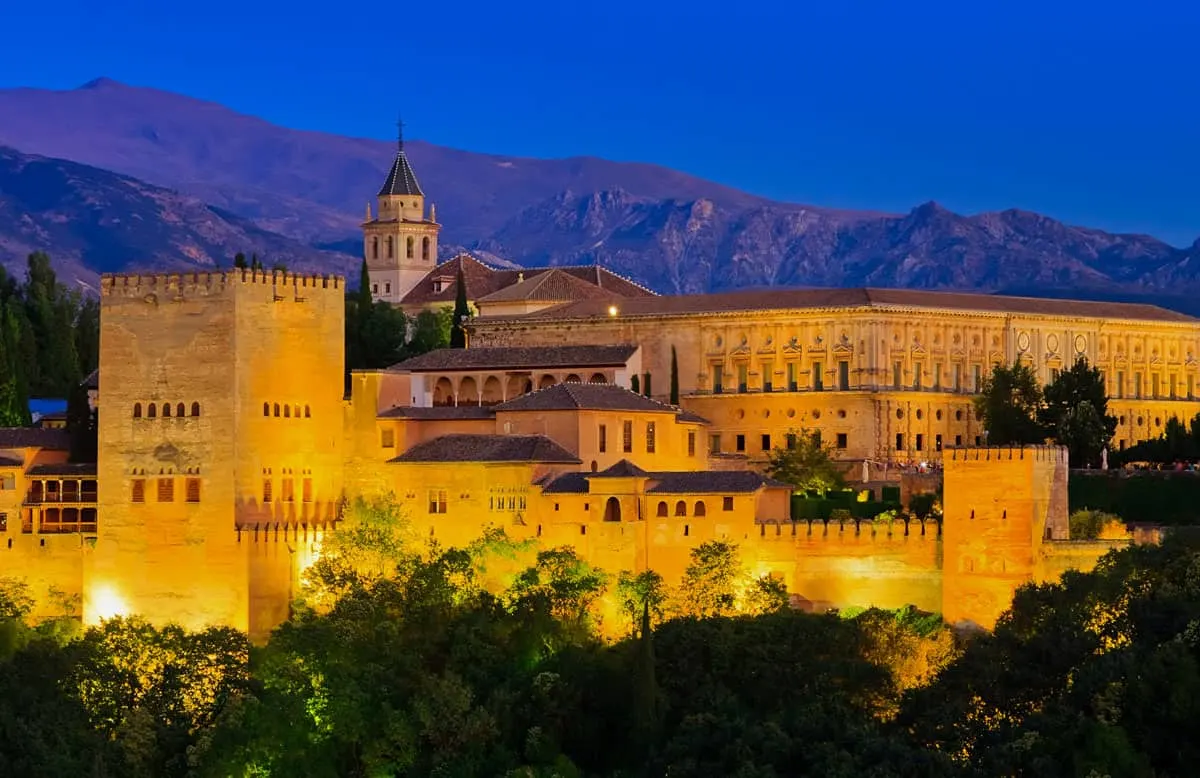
[302,477,313,503]
[422,236,430,260]
[284,405,291,418]
[694,501,707,517]
[657,501,668,517]
[263,479,273,503]
[598,424,607,453]
[723,496,734,511]
[646,422,656,453]
[176,402,185,417]
[162,403,171,417]
[157,478,174,503]
[386,236,394,258]
[148,404,157,419]
[710,434,721,454]
[191,402,201,417]
[372,236,379,259]
[838,360,850,391]
[675,500,686,517]
[622,420,633,453]
[131,479,145,503]
[133,403,142,418]
[263,402,270,417]
[736,434,745,452]
[896,433,905,450]
[687,431,696,457]
[304,405,311,418]
[273,403,280,417]
[384,282,391,294]
[282,478,294,503]
[407,236,415,258]
[761,434,771,451]
[186,478,200,503]
[836,433,848,449]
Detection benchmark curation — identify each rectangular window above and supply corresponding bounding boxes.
[1189,374,1195,400]
[709,434,721,454]
[0,474,13,490]
[282,478,295,503]
[736,434,746,452]
[786,433,797,449]
[303,477,313,503]
[761,434,771,451]
[646,422,656,453]
[381,429,395,448]
[787,363,798,392]
[131,479,145,503]
[722,496,734,511]
[622,420,633,453]
[935,433,943,451]
[812,361,823,391]
[687,431,696,456]
[954,363,962,392]
[915,433,924,452]
[262,479,273,503]
[157,477,174,503]
[428,490,447,514]
[712,365,724,394]
[836,433,848,449]
[1170,374,1178,399]
[1152,374,1161,398]
[384,282,391,294]
[185,478,200,503]
[895,433,905,451]
[1119,440,1126,451]
[737,363,748,393]
[893,361,903,390]
[913,362,923,390]
[973,364,982,392]
[762,361,773,392]
[1135,372,1143,399]
[838,360,850,391]
[598,424,607,453]
[955,434,963,447]
[1117,370,1125,399]
[974,435,982,446]
[0,513,5,532]
[932,362,941,390]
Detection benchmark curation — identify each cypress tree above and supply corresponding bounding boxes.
[0,301,30,426]
[66,380,97,462]
[643,372,652,397]
[630,375,640,394]
[630,601,661,753]
[449,265,470,349]
[357,258,373,311]
[233,252,247,269]
[670,346,680,405]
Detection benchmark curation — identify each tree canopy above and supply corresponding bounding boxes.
[974,361,1046,445]
[764,428,845,495]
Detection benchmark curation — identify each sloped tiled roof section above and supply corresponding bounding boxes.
[391,434,581,464]
[540,469,786,495]
[590,459,650,478]
[377,406,496,420]
[493,265,656,299]
[500,286,1197,324]
[495,382,678,414]
[389,345,638,373]
[399,254,504,307]
[476,268,618,304]
[0,428,71,450]
[378,149,424,197]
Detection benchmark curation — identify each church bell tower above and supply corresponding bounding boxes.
[362,120,441,304]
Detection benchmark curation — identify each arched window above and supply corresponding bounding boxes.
[176,402,185,418]
[294,405,300,418]
[273,403,280,417]
[422,236,430,260]
[372,237,378,260]
[191,402,201,417]
[406,236,414,259]
[589,373,606,384]
[162,403,171,417]
[656,501,668,517]
[284,405,291,418]
[674,500,686,517]
[263,402,270,417]
[133,403,142,419]
[304,405,311,418]
[386,236,394,259]
[694,501,707,517]
[148,404,157,419]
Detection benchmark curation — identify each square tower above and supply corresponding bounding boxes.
[91,270,345,633]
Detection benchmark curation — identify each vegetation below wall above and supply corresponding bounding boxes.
[1070,472,1200,526]
[2,497,1200,777]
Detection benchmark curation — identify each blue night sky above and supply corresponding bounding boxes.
[3,0,1198,246]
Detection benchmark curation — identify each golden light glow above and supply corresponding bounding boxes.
[88,583,130,623]
[607,305,618,317]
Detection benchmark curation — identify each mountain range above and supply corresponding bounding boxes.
[2,77,1199,308]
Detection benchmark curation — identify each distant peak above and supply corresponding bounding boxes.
[77,77,123,90]
[912,200,949,215]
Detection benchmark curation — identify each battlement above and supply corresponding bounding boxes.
[946,445,1067,463]
[100,270,344,298]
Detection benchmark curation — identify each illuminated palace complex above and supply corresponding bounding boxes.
[0,140,1190,638]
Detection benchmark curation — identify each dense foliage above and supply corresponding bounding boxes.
[4,493,1196,777]
[765,428,846,495]
[0,253,99,420]
[345,259,450,375]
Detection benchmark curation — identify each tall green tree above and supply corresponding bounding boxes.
[974,362,1046,445]
[676,540,741,618]
[669,346,679,405]
[764,428,844,494]
[233,252,247,269]
[66,381,97,463]
[1039,357,1116,466]
[450,266,470,349]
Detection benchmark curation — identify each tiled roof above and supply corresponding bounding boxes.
[391,434,581,464]
[476,268,618,304]
[378,149,423,197]
[676,409,710,424]
[486,286,1198,324]
[0,455,23,468]
[389,345,638,373]
[0,428,71,450]
[495,382,678,414]
[28,462,97,477]
[590,459,649,478]
[398,254,656,308]
[377,406,496,420]
[82,369,98,389]
[540,469,787,495]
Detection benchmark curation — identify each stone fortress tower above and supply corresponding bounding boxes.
[91,270,345,637]
[361,121,441,304]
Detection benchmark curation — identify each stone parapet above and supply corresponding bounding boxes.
[100,270,343,298]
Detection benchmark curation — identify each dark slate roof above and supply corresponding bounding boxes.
[485,286,1199,324]
[82,369,98,389]
[496,382,679,414]
[540,469,787,495]
[377,406,496,420]
[389,345,638,373]
[590,459,649,478]
[0,455,23,468]
[676,409,710,424]
[0,428,71,450]
[378,149,423,197]
[391,434,581,464]
[28,462,97,477]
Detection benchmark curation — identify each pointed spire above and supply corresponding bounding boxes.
[378,116,423,197]
[396,114,405,151]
